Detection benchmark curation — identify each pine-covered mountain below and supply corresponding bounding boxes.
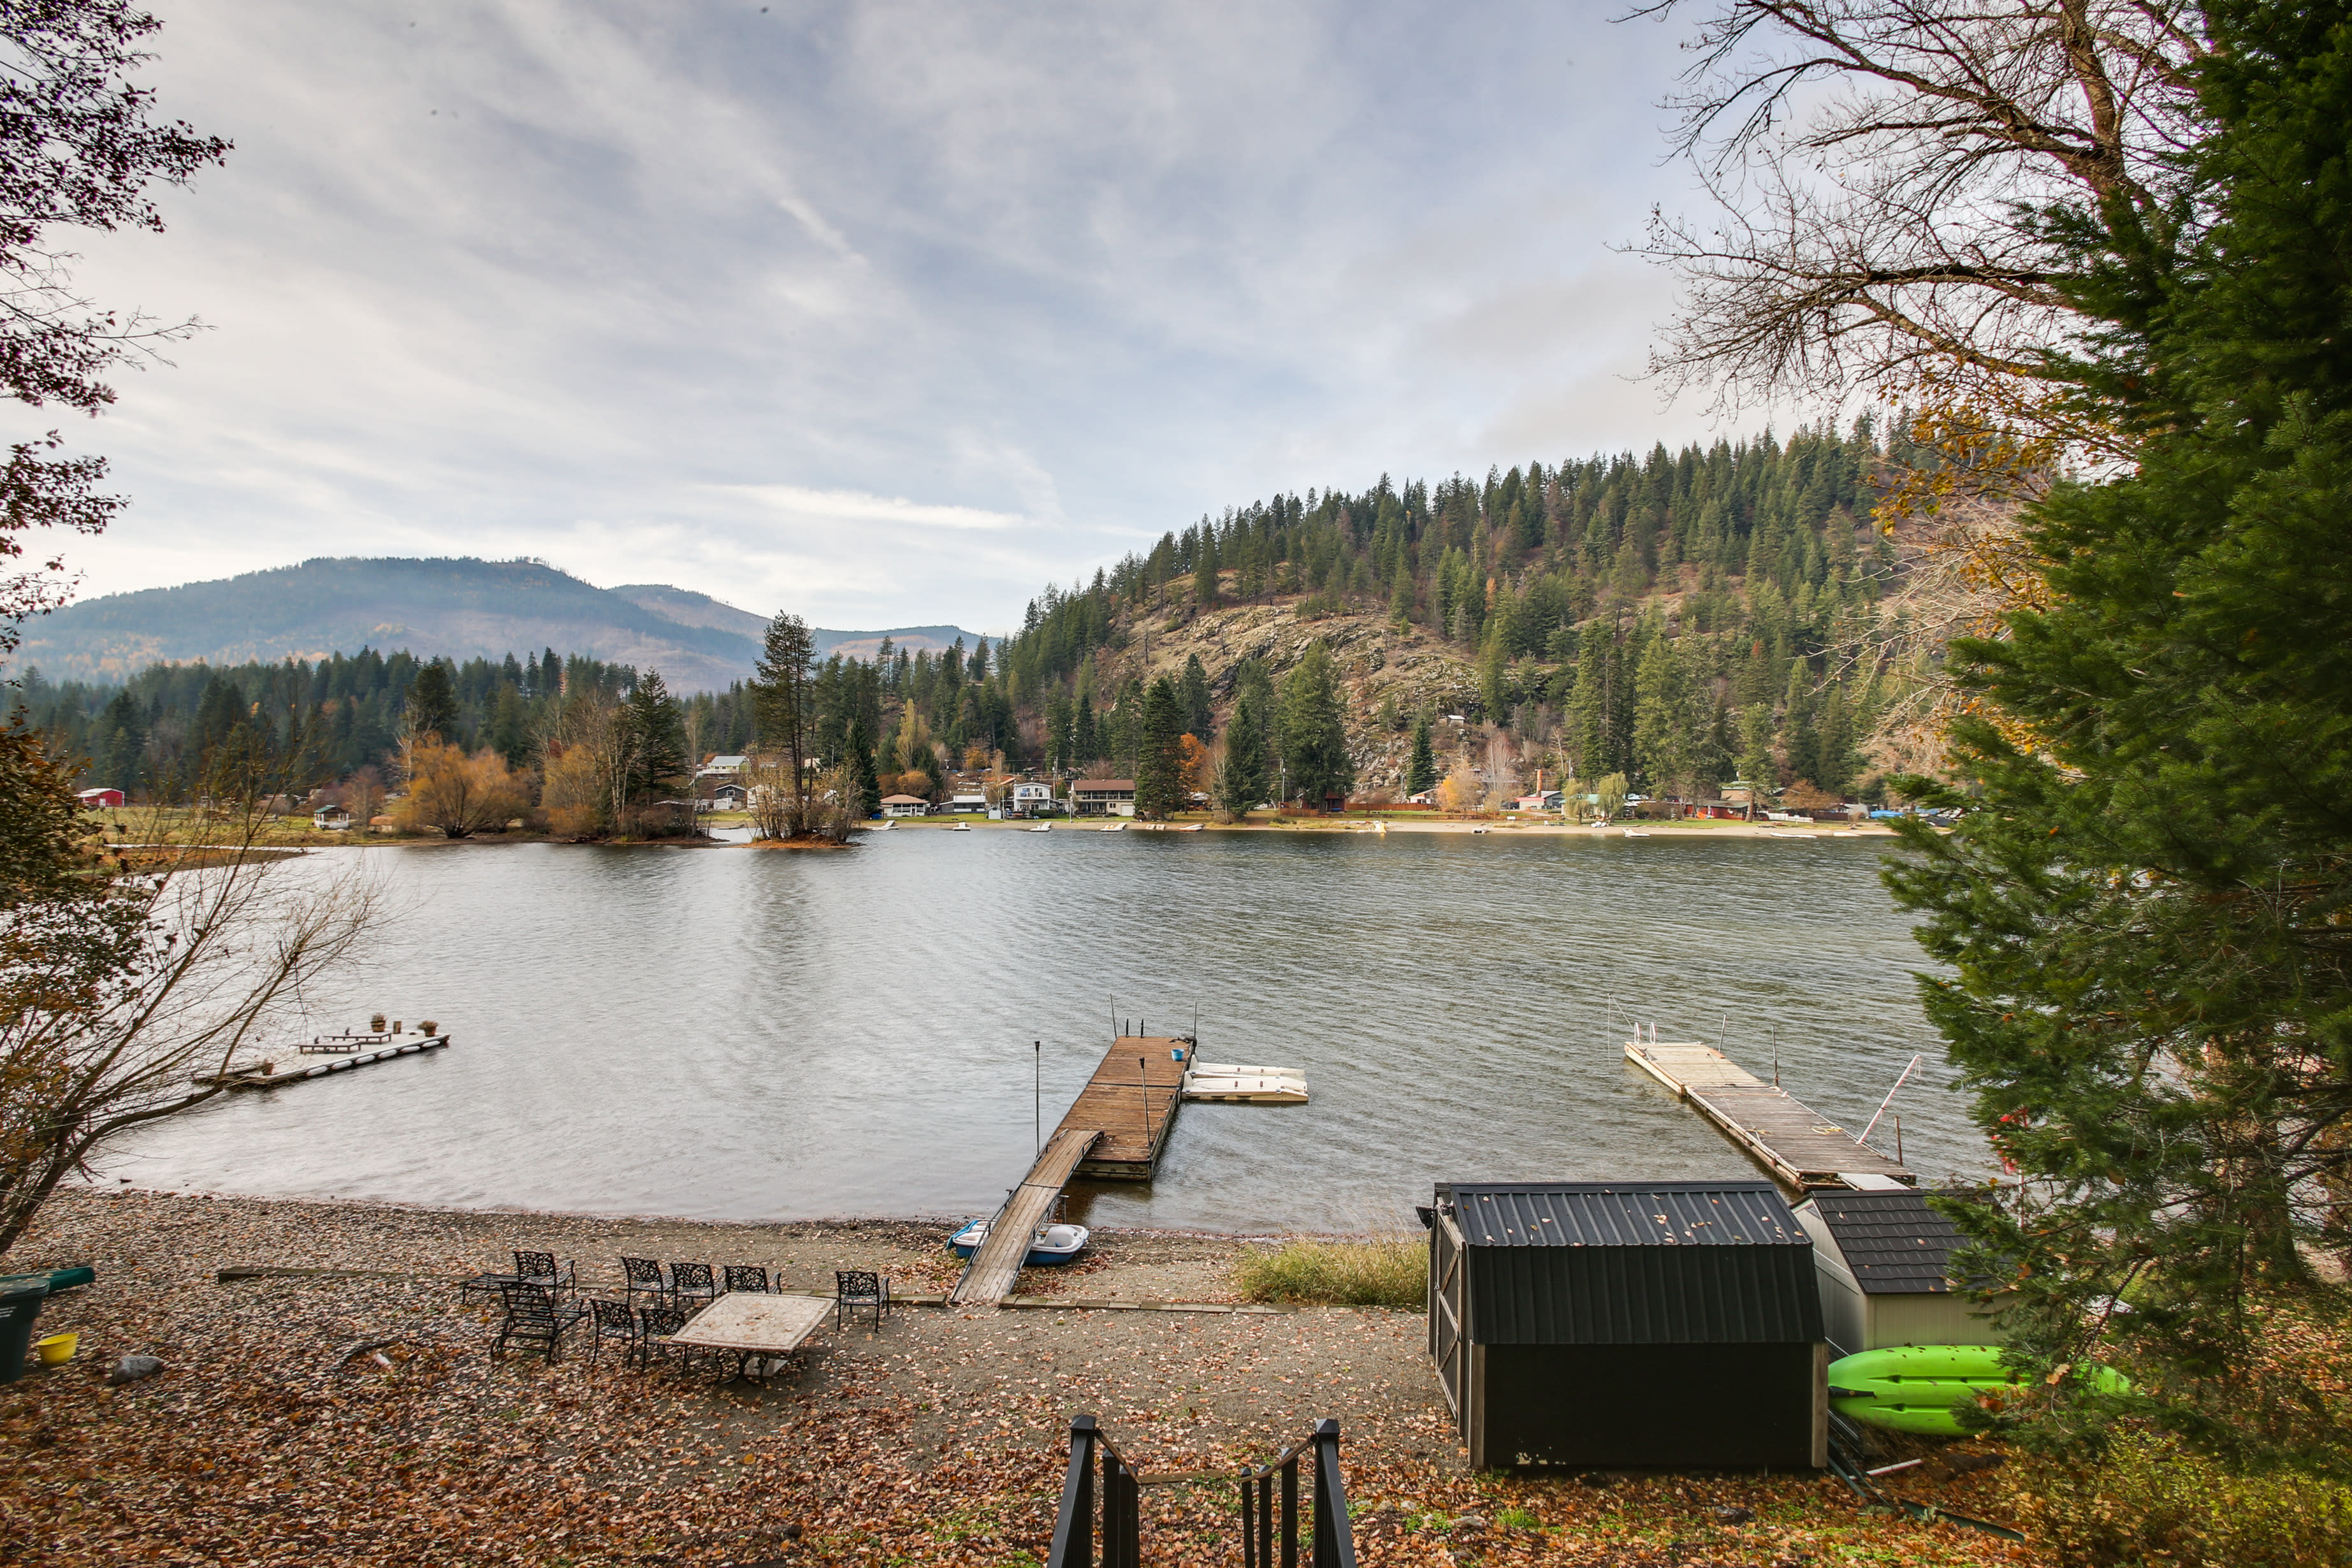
[10,557,979,690]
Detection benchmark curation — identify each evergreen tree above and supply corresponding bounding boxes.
[405,661,458,742]
[847,708,881,816]
[1779,664,1820,788]
[1072,694,1097,764]
[1631,623,1692,792]
[486,684,532,770]
[1179,654,1215,739]
[1278,642,1354,807]
[620,671,688,806]
[1405,713,1437,796]
[753,613,817,834]
[1736,703,1775,792]
[1884,1,2352,1444]
[1213,693,1268,816]
[1193,532,1219,603]
[1477,634,1508,725]
[1134,676,1186,819]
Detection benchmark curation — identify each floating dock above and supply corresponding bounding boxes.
[1625,1037,1913,1192]
[1061,1035,1189,1181]
[194,1031,451,1091]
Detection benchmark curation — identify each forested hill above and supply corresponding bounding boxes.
[8,557,980,690]
[986,416,1924,802]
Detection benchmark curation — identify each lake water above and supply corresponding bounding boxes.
[112,829,1983,1233]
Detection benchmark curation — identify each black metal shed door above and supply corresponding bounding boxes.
[1432,1211,1467,1418]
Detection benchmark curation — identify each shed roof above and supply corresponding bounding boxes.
[1808,1189,1971,1295]
[1437,1182,1821,1345]
[1442,1181,1808,1249]
[1074,779,1136,792]
[879,794,929,804]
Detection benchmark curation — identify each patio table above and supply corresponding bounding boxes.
[666,1293,831,1384]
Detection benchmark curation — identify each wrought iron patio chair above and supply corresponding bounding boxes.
[635,1303,694,1373]
[722,1265,771,1296]
[620,1256,668,1307]
[513,1250,576,1297]
[586,1296,641,1366]
[668,1260,718,1309]
[834,1270,890,1330]
[492,1283,586,1365]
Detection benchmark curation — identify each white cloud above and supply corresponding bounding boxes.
[25,0,1759,633]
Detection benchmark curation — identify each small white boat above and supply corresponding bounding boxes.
[1470,825,1491,834]
[950,822,973,832]
[1028,823,1052,832]
[1622,828,1652,838]
[948,1218,1089,1266]
[873,820,894,831]
[1098,822,1126,832]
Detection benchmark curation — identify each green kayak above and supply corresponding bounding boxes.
[1829,1345,2128,1437]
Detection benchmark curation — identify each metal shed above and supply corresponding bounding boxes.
[1792,1189,2009,1358]
[1428,1180,1827,1470]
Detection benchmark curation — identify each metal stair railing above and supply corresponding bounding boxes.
[1045,1413,1356,1568]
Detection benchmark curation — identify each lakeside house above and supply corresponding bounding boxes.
[947,789,989,814]
[697,753,748,779]
[879,794,931,818]
[708,782,748,810]
[77,787,125,809]
[1513,790,1564,813]
[1007,781,1054,817]
[1071,780,1136,817]
[311,804,354,831]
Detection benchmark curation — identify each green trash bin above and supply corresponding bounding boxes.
[0,1273,50,1386]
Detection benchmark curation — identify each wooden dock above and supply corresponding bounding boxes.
[194,1031,451,1091]
[1062,1035,1188,1181]
[948,1128,1100,1306]
[1625,1038,1913,1191]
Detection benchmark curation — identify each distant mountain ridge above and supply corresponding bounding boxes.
[10,556,984,691]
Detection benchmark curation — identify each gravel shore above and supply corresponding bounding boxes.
[0,1188,2038,1567]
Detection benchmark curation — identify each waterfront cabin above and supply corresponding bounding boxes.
[879,794,931,818]
[311,804,354,831]
[1008,781,1055,817]
[1792,1187,2008,1358]
[1428,1180,1826,1470]
[1071,780,1136,817]
[697,753,748,779]
[1513,790,1564,813]
[77,787,126,809]
[709,781,748,809]
[947,790,989,814]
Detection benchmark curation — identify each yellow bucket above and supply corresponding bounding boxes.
[33,1332,75,1367]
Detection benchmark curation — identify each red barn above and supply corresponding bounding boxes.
[76,787,125,809]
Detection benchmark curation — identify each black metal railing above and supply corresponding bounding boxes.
[1045,1413,1356,1568]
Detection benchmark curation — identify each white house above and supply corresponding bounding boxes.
[1008,781,1055,817]
[311,804,353,831]
[879,794,931,818]
[1071,780,1137,817]
[947,789,989,814]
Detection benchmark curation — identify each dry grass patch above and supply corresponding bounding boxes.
[1233,1236,1426,1309]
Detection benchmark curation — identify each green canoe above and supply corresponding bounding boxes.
[1828,1345,2128,1437]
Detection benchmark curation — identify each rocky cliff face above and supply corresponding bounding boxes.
[1084,586,1482,790]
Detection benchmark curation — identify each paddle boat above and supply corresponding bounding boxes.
[950,822,973,832]
[948,1217,1090,1266]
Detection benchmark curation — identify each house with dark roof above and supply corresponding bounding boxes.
[1792,1188,2010,1358]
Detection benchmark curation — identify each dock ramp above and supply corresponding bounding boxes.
[949,1128,1100,1307]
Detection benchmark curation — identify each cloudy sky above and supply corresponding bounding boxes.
[30,1,1754,634]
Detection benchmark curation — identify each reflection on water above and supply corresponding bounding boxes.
[112,831,1978,1232]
